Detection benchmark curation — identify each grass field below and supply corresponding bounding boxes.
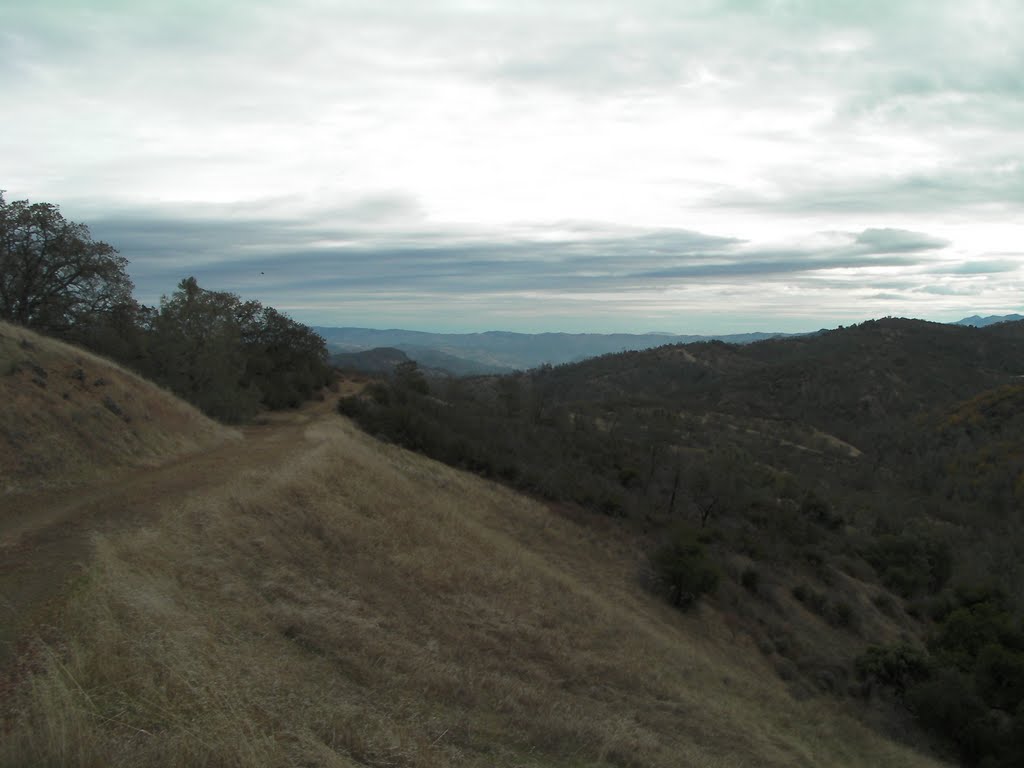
[0,322,233,495]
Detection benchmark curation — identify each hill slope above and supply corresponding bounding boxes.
[0,368,945,766]
[0,321,234,494]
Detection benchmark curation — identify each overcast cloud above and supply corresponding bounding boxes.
[2,0,1022,332]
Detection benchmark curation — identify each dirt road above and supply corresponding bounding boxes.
[0,397,339,670]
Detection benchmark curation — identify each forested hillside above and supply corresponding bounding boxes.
[341,317,1024,767]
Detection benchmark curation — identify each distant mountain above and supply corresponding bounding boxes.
[329,347,410,374]
[315,326,797,372]
[393,345,514,376]
[954,313,1024,327]
[329,345,511,377]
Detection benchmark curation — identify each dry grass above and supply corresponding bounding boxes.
[0,412,948,767]
[0,322,234,494]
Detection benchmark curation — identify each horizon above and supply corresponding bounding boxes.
[307,311,1021,338]
[4,2,1023,334]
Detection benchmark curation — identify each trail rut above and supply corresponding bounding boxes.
[0,399,337,669]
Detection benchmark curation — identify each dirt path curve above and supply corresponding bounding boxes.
[0,396,340,670]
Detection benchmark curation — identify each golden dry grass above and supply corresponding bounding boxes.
[0,322,234,494]
[1,412,948,767]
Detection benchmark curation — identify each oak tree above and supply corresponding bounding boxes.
[0,193,132,332]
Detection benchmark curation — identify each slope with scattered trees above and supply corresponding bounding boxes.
[0,340,946,767]
[340,319,1024,766]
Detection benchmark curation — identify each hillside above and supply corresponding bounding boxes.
[329,346,413,374]
[534,318,1024,445]
[331,346,509,378]
[338,317,1024,766]
[0,338,944,766]
[0,321,234,494]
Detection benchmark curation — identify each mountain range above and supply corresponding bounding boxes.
[316,326,801,374]
[953,313,1024,327]
[319,313,1022,377]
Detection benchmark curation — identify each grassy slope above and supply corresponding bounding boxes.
[0,321,234,494]
[2,412,947,767]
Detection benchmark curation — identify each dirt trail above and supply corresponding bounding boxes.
[0,397,339,669]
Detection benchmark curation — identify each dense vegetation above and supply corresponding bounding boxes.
[340,319,1024,766]
[0,193,331,421]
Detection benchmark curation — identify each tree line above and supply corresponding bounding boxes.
[0,192,331,422]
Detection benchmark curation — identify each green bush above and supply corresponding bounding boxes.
[651,526,720,610]
[337,395,365,418]
[905,669,995,766]
[863,589,1024,766]
[855,644,931,697]
[864,533,953,597]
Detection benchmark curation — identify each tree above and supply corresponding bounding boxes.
[238,303,332,409]
[147,277,260,422]
[393,360,428,396]
[686,450,747,528]
[144,277,331,422]
[0,192,133,332]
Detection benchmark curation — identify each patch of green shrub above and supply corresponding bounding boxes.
[855,643,930,696]
[651,526,720,610]
[864,533,953,597]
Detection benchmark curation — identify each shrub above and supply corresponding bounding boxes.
[855,644,931,697]
[337,396,365,417]
[905,668,995,766]
[365,382,391,406]
[651,526,720,610]
[828,600,857,630]
[864,534,953,597]
[872,592,898,617]
[740,567,760,593]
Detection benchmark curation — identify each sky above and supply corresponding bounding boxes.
[2,0,1023,334]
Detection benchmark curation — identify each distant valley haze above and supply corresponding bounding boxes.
[3,1,1022,335]
[320,313,1024,373]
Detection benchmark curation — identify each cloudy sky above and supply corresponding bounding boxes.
[3,0,1023,333]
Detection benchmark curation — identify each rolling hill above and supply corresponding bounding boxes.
[0,327,946,767]
[336,317,1024,766]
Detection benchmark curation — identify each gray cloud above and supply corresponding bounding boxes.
[868,293,908,301]
[943,259,1022,275]
[95,214,747,301]
[853,228,949,253]
[708,162,1024,216]
[85,205,960,317]
[914,285,975,296]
